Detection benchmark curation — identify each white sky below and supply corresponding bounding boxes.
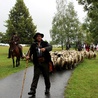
[0,0,86,42]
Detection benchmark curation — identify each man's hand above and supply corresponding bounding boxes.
[40,48,46,52]
[26,56,30,60]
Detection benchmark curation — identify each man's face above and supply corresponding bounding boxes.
[36,35,42,42]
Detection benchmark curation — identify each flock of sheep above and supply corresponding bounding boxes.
[50,50,97,71]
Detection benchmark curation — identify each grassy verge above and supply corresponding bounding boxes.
[52,47,62,51]
[64,53,98,98]
[0,46,32,79]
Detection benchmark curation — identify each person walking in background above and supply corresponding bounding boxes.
[76,41,82,51]
[26,32,52,97]
[90,43,95,52]
[85,43,90,52]
[96,44,98,51]
[66,41,71,50]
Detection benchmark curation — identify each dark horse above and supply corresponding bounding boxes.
[9,41,21,68]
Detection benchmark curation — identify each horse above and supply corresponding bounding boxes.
[9,41,21,68]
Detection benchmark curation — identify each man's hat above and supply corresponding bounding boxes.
[33,32,44,39]
[12,32,16,35]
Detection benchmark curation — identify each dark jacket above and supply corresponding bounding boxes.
[10,35,20,44]
[29,40,52,64]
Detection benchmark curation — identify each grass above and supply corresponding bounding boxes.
[0,46,61,80]
[64,53,98,98]
[52,47,62,51]
[1,46,98,98]
[0,46,32,79]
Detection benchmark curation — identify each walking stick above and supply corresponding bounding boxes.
[20,60,28,98]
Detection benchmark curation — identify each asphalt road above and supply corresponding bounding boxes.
[0,66,73,98]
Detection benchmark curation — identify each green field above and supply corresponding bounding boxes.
[64,53,98,98]
[0,46,32,79]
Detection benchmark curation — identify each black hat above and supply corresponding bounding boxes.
[33,32,44,39]
[12,32,16,35]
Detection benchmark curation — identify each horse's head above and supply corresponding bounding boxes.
[9,41,16,50]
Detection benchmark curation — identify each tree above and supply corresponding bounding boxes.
[64,2,81,43]
[50,0,67,49]
[0,32,3,42]
[50,1,82,50]
[81,17,93,44]
[5,0,37,44]
[77,0,97,11]
[77,0,98,43]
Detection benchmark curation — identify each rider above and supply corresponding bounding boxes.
[7,32,24,58]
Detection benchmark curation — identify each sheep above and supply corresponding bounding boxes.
[50,49,97,71]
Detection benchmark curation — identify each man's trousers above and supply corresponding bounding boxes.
[30,62,50,91]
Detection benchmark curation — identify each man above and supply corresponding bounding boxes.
[76,41,82,51]
[26,32,52,97]
[66,41,71,50]
[8,32,23,58]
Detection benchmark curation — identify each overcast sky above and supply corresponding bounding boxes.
[0,0,86,42]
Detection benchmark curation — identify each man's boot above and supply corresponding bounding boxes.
[45,88,50,95]
[28,89,36,96]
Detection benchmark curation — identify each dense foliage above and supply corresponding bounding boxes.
[50,1,85,49]
[3,0,37,44]
[77,0,98,44]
